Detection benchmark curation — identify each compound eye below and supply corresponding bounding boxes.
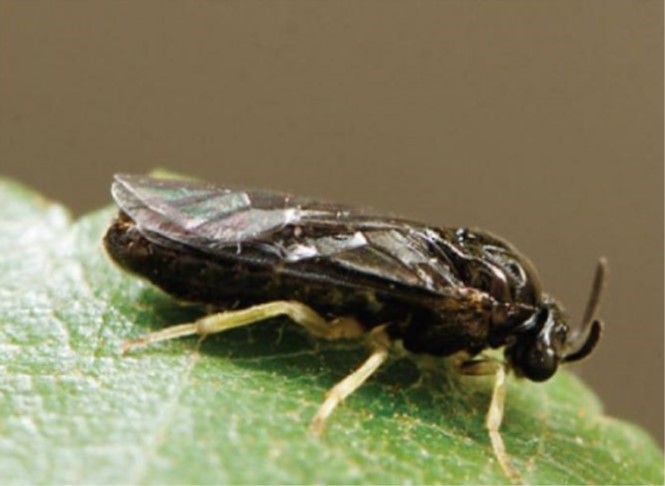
[522,343,558,382]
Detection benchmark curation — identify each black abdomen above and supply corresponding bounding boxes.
[104,214,421,328]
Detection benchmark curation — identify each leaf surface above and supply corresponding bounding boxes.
[0,177,662,485]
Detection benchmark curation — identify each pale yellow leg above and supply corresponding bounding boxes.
[459,359,523,484]
[121,300,364,353]
[122,301,389,441]
[310,327,391,435]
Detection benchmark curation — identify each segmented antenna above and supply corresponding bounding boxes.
[563,258,607,363]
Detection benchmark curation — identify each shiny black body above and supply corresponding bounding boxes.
[104,174,603,381]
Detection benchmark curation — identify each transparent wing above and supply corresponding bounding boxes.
[112,174,463,294]
[112,174,307,244]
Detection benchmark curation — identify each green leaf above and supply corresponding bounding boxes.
[0,177,662,485]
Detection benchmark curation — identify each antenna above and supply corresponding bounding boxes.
[563,258,607,363]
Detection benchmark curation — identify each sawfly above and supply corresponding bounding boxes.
[104,174,606,481]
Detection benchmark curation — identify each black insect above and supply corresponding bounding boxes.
[104,174,606,481]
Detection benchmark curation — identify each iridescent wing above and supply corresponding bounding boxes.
[112,174,464,295]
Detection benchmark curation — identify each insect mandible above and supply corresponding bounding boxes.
[103,174,606,481]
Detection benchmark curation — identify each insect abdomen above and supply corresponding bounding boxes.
[104,214,416,328]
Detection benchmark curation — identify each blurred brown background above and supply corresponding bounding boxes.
[1,1,662,445]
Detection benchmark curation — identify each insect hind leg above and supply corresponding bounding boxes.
[121,300,365,353]
[122,301,390,439]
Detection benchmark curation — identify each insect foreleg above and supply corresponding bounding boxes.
[458,358,522,484]
[121,300,364,353]
[310,326,391,436]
